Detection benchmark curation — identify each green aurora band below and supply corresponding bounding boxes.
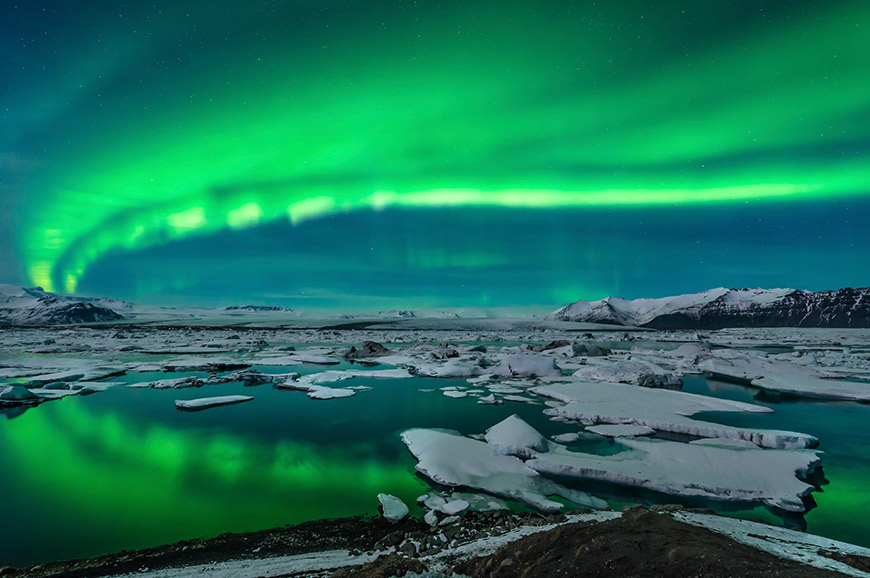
[3,1,869,297]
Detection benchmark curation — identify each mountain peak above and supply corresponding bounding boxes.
[547,287,870,329]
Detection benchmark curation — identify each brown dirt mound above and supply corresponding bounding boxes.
[330,553,426,578]
[453,509,853,578]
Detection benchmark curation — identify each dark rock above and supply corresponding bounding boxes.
[343,341,390,360]
[636,372,683,390]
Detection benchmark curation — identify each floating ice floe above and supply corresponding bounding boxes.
[0,385,40,405]
[751,374,870,402]
[491,354,562,378]
[175,395,254,410]
[255,353,340,365]
[377,493,409,523]
[699,352,831,384]
[701,352,870,401]
[502,394,538,404]
[277,377,355,400]
[411,357,485,378]
[528,437,821,512]
[298,368,412,385]
[401,428,606,512]
[532,381,817,449]
[149,376,206,389]
[160,356,250,372]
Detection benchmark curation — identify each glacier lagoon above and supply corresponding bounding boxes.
[2,343,870,568]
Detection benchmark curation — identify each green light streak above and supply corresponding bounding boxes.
[10,1,869,293]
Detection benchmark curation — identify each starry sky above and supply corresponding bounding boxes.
[2,1,868,311]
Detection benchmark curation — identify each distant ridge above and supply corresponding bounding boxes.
[546,287,870,329]
[224,305,295,312]
[0,285,125,326]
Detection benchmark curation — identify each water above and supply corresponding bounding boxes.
[0,367,566,568]
[1,368,869,567]
[684,375,870,548]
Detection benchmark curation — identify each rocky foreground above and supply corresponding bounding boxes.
[7,507,870,578]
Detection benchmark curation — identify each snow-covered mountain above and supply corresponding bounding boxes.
[0,285,126,326]
[547,287,870,329]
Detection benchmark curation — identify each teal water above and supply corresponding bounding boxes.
[683,376,870,548]
[0,368,868,567]
[0,368,568,568]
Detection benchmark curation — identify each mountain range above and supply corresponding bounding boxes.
[546,287,870,329]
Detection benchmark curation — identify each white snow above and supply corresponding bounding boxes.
[673,511,870,577]
[104,549,380,578]
[484,414,549,458]
[548,287,796,326]
[175,395,254,410]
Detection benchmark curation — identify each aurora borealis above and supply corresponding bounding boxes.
[2,1,869,308]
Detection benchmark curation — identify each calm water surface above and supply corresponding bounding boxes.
[0,366,868,567]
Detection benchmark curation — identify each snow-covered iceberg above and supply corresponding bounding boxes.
[528,437,821,512]
[401,428,605,512]
[532,380,817,449]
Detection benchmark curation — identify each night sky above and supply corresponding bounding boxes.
[2,1,868,310]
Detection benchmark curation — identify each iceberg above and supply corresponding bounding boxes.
[175,395,254,410]
[532,380,817,449]
[528,437,821,512]
[401,428,605,512]
[376,493,409,523]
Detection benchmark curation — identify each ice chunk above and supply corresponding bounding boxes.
[175,395,254,410]
[277,378,356,400]
[551,432,580,443]
[528,436,821,512]
[412,357,485,378]
[151,376,206,389]
[751,374,870,402]
[0,385,39,405]
[377,493,409,523]
[533,381,816,450]
[485,414,548,458]
[424,509,439,526]
[673,511,870,577]
[450,492,509,512]
[401,428,606,512]
[477,394,502,405]
[492,354,562,378]
[440,498,470,516]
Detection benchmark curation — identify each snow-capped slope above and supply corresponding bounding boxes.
[547,287,870,329]
[0,285,125,326]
